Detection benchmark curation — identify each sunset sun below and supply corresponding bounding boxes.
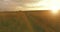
[19,0,60,13]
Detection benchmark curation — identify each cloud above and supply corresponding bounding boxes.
[0,0,21,11]
[0,0,49,11]
[0,0,43,11]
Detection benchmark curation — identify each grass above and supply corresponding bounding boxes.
[0,11,59,32]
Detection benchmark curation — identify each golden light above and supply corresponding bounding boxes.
[50,6,59,14]
[51,10,58,15]
[49,0,60,14]
[17,0,60,13]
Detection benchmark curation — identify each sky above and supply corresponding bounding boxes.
[0,0,60,11]
[0,0,21,11]
[0,0,48,11]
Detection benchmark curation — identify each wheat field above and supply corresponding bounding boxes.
[0,10,60,32]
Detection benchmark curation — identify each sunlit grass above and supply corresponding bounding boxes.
[0,11,59,32]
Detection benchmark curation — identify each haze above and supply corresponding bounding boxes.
[0,0,60,11]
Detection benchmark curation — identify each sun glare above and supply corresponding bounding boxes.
[17,0,60,13]
[50,5,59,14]
[51,10,58,15]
